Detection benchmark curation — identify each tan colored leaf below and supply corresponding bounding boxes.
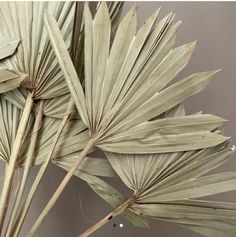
[0,36,20,60]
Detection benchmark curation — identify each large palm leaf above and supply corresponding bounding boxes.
[0,3,126,236]
[46,2,227,153]
[23,3,232,236]
[0,2,124,119]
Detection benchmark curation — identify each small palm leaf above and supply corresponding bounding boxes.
[45,3,227,153]
[105,141,236,236]
[0,2,75,118]
[0,2,124,120]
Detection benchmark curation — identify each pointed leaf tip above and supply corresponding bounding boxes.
[97,1,109,17]
[152,8,160,20]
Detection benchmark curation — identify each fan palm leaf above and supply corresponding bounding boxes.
[0,2,74,97]
[0,94,122,235]
[0,3,125,236]
[78,104,235,236]
[45,2,227,153]
[78,140,236,237]
[0,2,75,119]
[25,3,231,236]
[0,3,76,229]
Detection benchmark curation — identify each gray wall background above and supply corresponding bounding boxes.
[1,2,236,237]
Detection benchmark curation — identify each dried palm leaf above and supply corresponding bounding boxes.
[0,70,27,94]
[26,3,231,235]
[0,101,118,236]
[2,3,125,236]
[0,2,76,230]
[0,2,76,121]
[45,3,227,153]
[0,36,19,60]
[78,141,236,237]
[0,2,124,119]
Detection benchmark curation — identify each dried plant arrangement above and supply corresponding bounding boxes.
[0,1,235,237]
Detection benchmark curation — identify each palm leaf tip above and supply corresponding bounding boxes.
[44,10,89,127]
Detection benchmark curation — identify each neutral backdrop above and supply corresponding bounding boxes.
[1,2,236,237]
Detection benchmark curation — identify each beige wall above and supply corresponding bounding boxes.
[1,2,236,237]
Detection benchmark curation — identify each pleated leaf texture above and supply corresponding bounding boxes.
[0,93,116,179]
[45,2,228,154]
[0,34,24,93]
[0,2,76,118]
[0,2,146,229]
[0,2,124,119]
[0,1,124,166]
[106,136,236,236]
[0,35,19,60]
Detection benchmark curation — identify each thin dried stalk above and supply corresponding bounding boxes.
[5,102,44,237]
[79,197,135,237]
[0,92,33,233]
[26,137,96,237]
[12,98,75,237]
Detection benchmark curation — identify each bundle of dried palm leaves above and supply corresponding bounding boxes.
[0,2,235,237]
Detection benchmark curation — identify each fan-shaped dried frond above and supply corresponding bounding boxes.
[45,2,227,153]
[0,1,77,125]
[0,2,74,99]
[105,141,236,236]
[0,2,124,119]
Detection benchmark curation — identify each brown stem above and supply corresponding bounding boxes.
[79,197,135,237]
